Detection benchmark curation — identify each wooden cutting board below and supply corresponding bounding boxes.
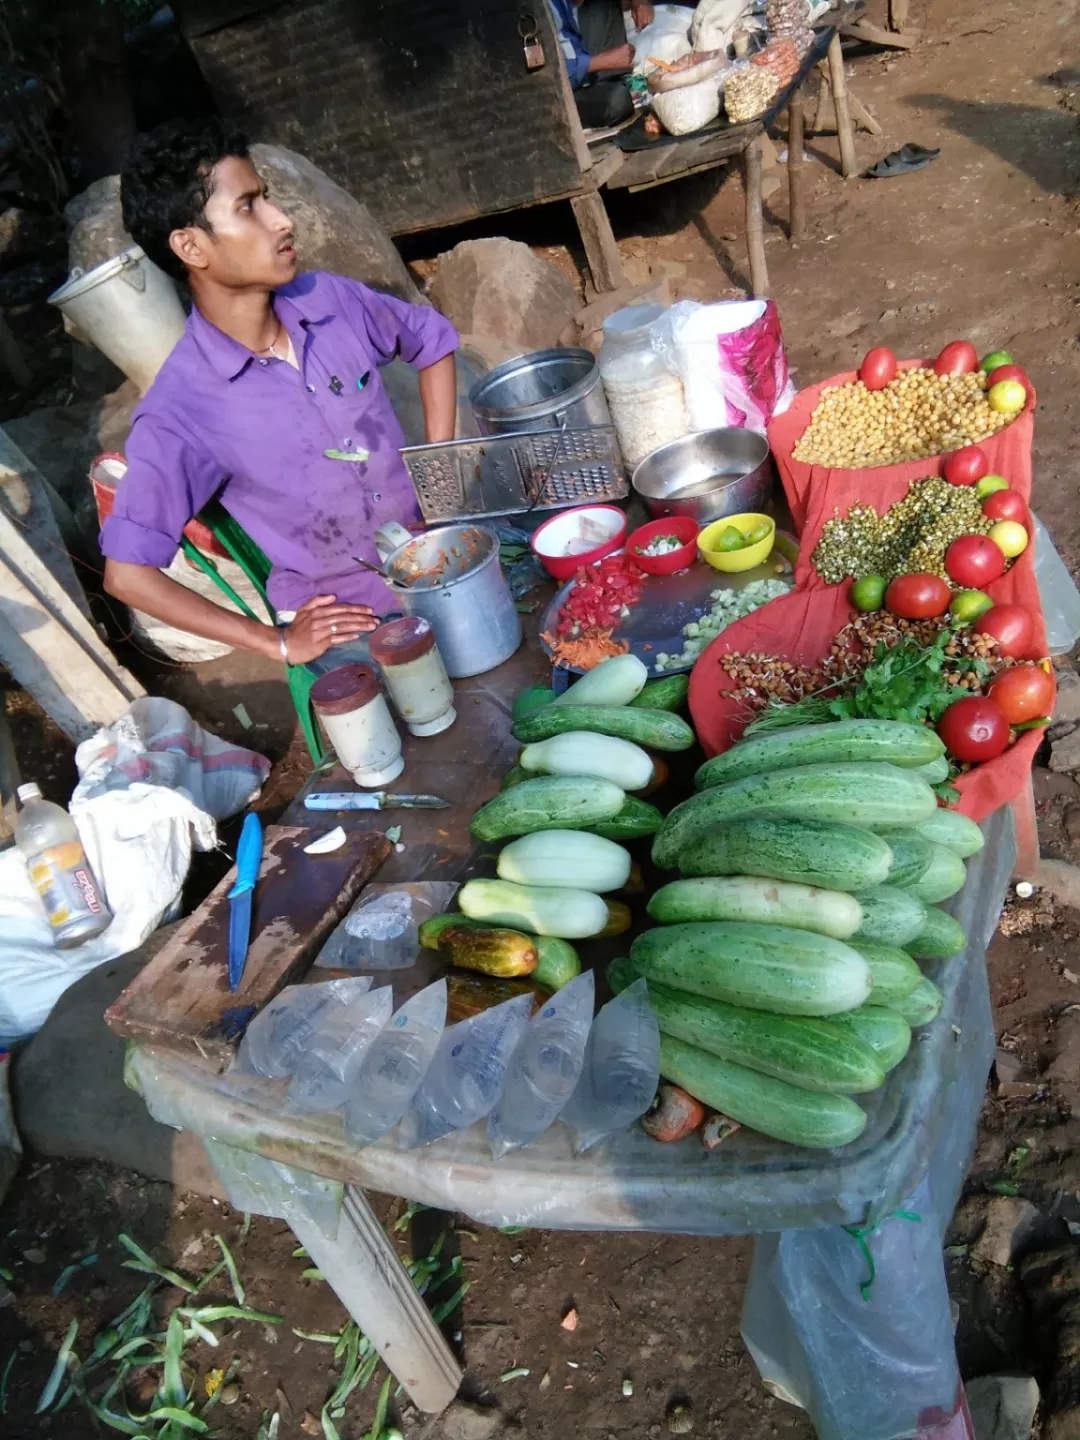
[105,824,390,1069]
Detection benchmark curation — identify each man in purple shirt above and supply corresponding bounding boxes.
[102,118,458,670]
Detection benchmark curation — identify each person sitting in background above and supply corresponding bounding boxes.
[550,0,655,129]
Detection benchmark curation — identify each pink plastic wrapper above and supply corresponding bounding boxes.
[670,299,796,434]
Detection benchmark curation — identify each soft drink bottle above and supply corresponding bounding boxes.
[15,783,112,947]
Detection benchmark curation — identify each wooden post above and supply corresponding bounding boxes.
[743,136,768,297]
[827,35,858,179]
[570,189,627,293]
[813,65,882,137]
[292,1186,462,1413]
[787,87,807,242]
[890,0,911,31]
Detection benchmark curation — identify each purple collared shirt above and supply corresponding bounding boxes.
[100,270,458,614]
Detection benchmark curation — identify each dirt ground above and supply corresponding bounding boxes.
[4,0,1080,1433]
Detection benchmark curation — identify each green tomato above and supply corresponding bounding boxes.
[851,574,887,612]
[949,588,994,623]
[975,473,1009,499]
[980,349,1013,372]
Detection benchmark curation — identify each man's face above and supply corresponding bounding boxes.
[174,155,297,288]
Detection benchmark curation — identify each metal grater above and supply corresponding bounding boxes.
[401,424,626,525]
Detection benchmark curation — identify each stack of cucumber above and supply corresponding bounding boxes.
[615,717,985,1150]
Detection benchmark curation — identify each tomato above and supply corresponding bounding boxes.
[942,444,988,486]
[934,341,979,376]
[885,572,952,619]
[937,696,1011,763]
[976,604,1036,658]
[859,346,898,392]
[981,489,1029,526]
[558,553,644,636]
[945,533,1006,588]
[988,665,1055,724]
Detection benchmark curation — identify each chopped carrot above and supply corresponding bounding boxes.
[542,627,629,671]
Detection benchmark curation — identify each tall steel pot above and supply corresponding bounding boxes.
[374,522,522,679]
[469,348,611,435]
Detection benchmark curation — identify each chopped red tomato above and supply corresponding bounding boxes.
[556,553,645,636]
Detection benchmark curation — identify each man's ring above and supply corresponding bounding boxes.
[330,622,338,635]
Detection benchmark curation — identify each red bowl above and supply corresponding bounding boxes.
[625,515,700,575]
[530,505,628,580]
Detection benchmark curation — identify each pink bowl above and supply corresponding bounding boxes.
[530,505,628,580]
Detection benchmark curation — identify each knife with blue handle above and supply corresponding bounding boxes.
[227,811,263,992]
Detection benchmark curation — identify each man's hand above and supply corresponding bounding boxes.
[282,594,379,665]
[631,2,655,30]
[588,42,635,73]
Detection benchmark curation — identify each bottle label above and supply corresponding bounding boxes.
[27,842,106,929]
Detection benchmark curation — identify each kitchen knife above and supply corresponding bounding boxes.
[304,792,450,810]
[227,811,263,991]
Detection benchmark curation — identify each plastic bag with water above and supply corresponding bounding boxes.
[558,978,660,1153]
[286,986,394,1113]
[343,979,448,1146]
[488,971,595,1158]
[398,993,534,1148]
[232,977,373,1078]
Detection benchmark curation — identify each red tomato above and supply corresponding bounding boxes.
[885,572,952,619]
[988,665,1055,724]
[981,489,1030,526]
[942,445,988,486]
[859,346,898,391]
[945,534,1006,588]
[934,341,979,376]
[938,696,1011,763]
[987,364,1036,407]
[977,604,1036,658]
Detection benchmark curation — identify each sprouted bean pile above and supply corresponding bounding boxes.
[793,367,1011,468]
[655,577,790,672]
[812,476,993,583]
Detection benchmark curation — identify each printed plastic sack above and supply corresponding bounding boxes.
[662,299,796,433]
[73,697,270,822]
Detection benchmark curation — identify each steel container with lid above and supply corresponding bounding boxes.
[369,617,456,737]
[311,664,404,787]
[469,347,611,436]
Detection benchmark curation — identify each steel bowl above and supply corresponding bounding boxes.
[631,429,774,524]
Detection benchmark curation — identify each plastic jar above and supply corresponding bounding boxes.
[369,617,456,737]
[599,305,688,469]
[311,664,404,787]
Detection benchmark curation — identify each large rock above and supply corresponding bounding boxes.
[972,1197,1042,1268]
[250,143,419,301]
[966,1374,1039,1440]
[429,238,578,356]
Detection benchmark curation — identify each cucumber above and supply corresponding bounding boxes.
[888,976,944,1027]
[852,886,928,946]
[470,776,625,842]
[878,829,934,888]
[459,878,608,939]
[512,686,555,723]
[848,939,922,1005]
[678,817,894,892]
[637,980,883,1094]
[695,720,945,790]
[513,703,695,752]
[534,936,581,990]
[658,1035,868,1149]
[914,755,951,783]
[826,1007,912,1073]
[631,674,689,711]
[647,877,863,940]
[552,653,648,708]
[904,843,967,904]
[520,731,654,791]
[905,907,966,959]
[498,830,631,892]
[653,763,937,869]
[589,796,664,841]
[418,913,486,949]
[500,764,528,791]
[629,922,872,1017]
[606,956,642,993]
[913,808,984,857]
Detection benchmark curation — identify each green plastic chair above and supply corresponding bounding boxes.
[179,499,324,763]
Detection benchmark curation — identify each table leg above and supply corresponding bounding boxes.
[291,1185,462,1414]
[827,34,858,178]
[1010,775,1040,879]
[743,136,769,297]
[570,189,627,293]
[787,88,807,242]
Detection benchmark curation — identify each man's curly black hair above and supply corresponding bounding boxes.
[121,117,250,283]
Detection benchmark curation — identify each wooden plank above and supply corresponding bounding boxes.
[841,19,918,48]
[744,136,768,297]
[889,0,910,30]
[549,6,592,175]
[849,91,884,137]
[106,825,391,1067]
[570,189,627,293]
[0,426,91,622]
[827,34,859,178]
[788,87,807,242]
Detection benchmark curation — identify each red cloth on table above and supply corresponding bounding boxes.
[689,365,1043,823]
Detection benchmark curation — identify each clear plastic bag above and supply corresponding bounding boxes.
[559,978,659,1153]
[286,985,394,1113]
[315,882,458,971]
[232,977,373,1078]
[344,979,447,1146]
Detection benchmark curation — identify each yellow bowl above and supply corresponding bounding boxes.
[698,513,776,573]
